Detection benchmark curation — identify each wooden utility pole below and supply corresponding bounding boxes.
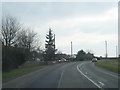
[116,46,118,58]
[105,41,108,58]
[71,41,73,58]
[54,34,56,61]
[54,34,55,50]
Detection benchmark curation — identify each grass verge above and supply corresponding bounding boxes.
[95,59,120,74]
[2,65,49,83]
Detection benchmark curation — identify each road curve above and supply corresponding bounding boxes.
[2,61,119,89]
[77,61,119,89]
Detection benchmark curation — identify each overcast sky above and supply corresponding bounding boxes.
[2,2,118,57]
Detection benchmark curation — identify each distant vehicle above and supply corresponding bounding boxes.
[52,61,56,64]
[61,58,67,62]
[58,58,67,63]
[36,58,41,62]
[58,60,61,63]
[92,58,97,62]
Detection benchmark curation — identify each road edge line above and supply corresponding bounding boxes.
[77,65,103,89]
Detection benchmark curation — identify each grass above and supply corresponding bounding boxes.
[95,59,120,74]
[2,65,49,82]
[0,73,2,82]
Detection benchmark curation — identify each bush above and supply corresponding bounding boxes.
[2,45,26,72]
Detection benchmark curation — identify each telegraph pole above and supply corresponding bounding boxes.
[71,41,72,57]
[116,46,118,58]
[105,41,108,58]
[54,34,55,50]
[54,34,56,60]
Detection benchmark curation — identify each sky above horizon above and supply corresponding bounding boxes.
[2,2,118,57]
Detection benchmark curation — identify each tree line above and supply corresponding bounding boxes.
[75,50,94,61]
[1,15,42,71]
[1,15,95,72]
[1,15,63,72]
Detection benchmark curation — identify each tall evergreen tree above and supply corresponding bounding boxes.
[45,28,56,63]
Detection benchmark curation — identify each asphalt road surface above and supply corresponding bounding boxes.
[3,61,119,89]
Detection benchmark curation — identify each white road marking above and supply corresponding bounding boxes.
[99,82,105,86]
[57,70,64,88]
[77,64,104,90]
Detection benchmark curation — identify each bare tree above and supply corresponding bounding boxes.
[27,28,36,51]
[16,28,28,48]
[1,15,21,46]
[0,26,3,45]
[17,27,36,51]
[86,49,94,54]
[31,34,43,52]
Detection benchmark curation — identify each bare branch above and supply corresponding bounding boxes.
[2,15,21,46]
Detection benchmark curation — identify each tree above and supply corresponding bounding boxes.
[86,49,94,55]
[86,49,94,60]
[1,15,21,46]
[76,50,86,61]
[27,29,36,51]
[16,29,28,48]
[45,28,56,63]
[86,52,94,60]
[1,15,42,71]
[16,27,36,51]
[55,50,63,60]
[16,27,36,61]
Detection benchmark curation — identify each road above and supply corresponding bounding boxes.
[2,61,119,89]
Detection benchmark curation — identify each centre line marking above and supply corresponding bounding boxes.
[57,70,64,88]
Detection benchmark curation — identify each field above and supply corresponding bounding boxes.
[95,59,120,74]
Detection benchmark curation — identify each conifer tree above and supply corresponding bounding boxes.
[45,28,56,62]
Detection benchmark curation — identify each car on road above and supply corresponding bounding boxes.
[58,60,61,63]
[92,58,97,62]
[58,58,67,63]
